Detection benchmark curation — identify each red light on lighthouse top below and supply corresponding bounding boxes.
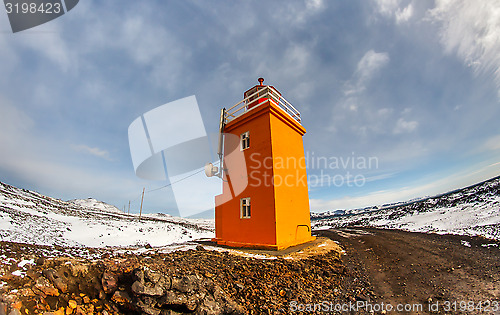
[244,77,281,109]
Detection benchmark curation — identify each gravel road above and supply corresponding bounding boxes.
[317,228,500,314]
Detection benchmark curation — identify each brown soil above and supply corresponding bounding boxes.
[1,229,499,314]
[317,228,500,314]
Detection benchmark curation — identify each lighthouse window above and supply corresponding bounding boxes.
[240,198,251,218]
[240,131,250,150]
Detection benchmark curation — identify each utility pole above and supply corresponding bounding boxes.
[128,200,131,215]
[139,187,145,220]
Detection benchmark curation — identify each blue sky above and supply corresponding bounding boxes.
[0,0,499,215]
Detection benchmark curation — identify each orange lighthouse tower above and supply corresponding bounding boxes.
[212,78,315,250]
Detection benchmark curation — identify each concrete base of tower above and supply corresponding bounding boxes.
[211,236,316,251]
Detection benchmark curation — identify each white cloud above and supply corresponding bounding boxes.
[282,44,312,78]
[373,0,500,95]
[481,134,500,152]
[340,50,389,102]
[0,98,34,133]
[356,50,390,87]
[428,0,500,97]
[395,3,414,23]
[0,98,140,206]
[306,0,324,11]
[364,172,396,183]
[331,50,392,136]
[0,38,18,87]
[393,117,418,134]
[373,0,400,16]
[72,145,113,161]
[378,108,393,116]
[113,13,188,90]
[373,0,414,23]
[120,15,171,65]
[0,98,37,161]
[280,0,327,24]
[52,1,189,92]
[15,23,72,73]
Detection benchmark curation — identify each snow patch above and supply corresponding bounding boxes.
[0,181,215,248]
[313,176,500,241]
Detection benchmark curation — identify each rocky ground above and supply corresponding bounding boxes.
[0,238,373,315]
[2,229,499,314]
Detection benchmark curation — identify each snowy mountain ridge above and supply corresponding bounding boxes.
[68,197,123,214]
[0,180,214,248]
[313,175,500,240]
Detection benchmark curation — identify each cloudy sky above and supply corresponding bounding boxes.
[0,0,499,215]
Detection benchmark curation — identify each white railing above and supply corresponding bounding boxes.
[224,85,301,123]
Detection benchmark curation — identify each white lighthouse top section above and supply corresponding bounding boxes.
[224,84,301,124]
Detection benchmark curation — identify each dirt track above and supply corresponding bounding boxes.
[317,228,500,314]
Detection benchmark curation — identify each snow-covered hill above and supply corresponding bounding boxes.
[69,198,123,214]
[0,181,214,248]
[313,176,500,240]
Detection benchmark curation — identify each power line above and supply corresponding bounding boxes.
[145,169,205,193]
[127,167,208,213]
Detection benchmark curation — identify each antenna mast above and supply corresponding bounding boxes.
[217,108,226,178]
[205,108,226,179]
